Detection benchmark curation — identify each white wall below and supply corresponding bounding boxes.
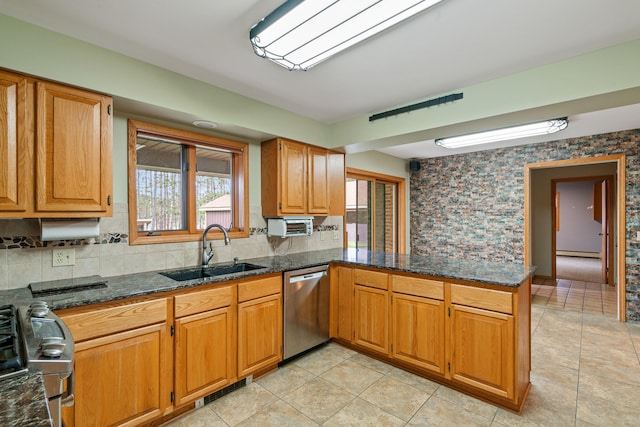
[556,181,602,253]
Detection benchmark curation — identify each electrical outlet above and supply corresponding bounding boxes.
[52,248,75,267]
[320,231,325,241]
[333,230,340,240]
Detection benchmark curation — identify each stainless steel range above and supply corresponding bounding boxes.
[0,302,74,427]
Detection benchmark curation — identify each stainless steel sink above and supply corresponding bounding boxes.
[160,263,267,281]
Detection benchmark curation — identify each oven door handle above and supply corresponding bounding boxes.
[61,371,75,407]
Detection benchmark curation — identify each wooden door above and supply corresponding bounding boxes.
[35,81,112,213]
[392,293,445,375]
[449,304,514,399]
[237,293,282,377]
[0,71,29,212]
[279,140,306,214]
[307,146,329,214]
[353,285,389,354]
[174,307,235,405]
[72,324,170,427]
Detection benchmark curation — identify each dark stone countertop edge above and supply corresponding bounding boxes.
[0,372,52,427]
[1,249,536,311]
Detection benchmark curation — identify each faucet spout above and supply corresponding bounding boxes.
[201,224,231,267]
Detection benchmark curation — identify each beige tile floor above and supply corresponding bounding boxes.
[166,283,640,426]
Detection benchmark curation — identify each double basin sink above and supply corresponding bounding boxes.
[160,262,267,282]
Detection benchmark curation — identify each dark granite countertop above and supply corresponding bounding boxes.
[0,372,52,427]
[0,249,535,311]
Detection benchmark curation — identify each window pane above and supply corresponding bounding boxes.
[196,146,232,229]
[135,138,185,232]
[346,178,371,249]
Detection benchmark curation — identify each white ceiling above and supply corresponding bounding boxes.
[2,0,640,159]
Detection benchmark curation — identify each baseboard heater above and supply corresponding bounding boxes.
[556,251,601,259]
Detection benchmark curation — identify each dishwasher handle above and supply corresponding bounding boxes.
[289,271,326,283]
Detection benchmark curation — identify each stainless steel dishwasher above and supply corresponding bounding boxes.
[283,264,330,360]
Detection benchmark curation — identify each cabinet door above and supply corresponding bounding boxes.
[450,304,515,399]
[175,306,235,405]
[35,81,112,213]
[327,151,345,216]
[353,285,389,354]
[330,266,353,342]
[238,293,282,377]
[307,146,329,214]
[279,140,306,214]
[0,71,28,212]
[392,293,445,375]
[72,323,170,427]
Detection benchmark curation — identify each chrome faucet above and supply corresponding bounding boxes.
[202,224,231,267]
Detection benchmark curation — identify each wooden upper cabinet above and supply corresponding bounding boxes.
[0,69,113,218]
[307,146,329,215]
[279,139,307,214]
[261,137,343,217]
[0,70,29,212]
[36,81,112,214]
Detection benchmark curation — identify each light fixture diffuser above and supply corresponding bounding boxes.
[250,0,445,71]
[435,118,569,149]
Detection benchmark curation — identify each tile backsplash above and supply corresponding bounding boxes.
[0,203,343,290]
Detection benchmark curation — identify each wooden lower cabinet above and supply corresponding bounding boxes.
[331,269,531,412]
[352,268,390,355]
[58,298,172,427]
[449,304,515,399]
[174,306,235,405]
[330,265,353,341]
[353,285,389,354]
[73,325,168,427]
[391,293,445,375]
[173,285,236,406]
[237,275,283,377]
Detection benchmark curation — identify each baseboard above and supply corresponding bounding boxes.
[556,251,601,259]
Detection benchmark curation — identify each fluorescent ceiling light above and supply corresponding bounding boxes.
[250,0,445,71]
[435,118,569,149]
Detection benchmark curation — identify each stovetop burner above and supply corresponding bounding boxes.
[0,305,26,380]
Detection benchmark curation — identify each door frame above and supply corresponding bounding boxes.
[524,154,626,321]
[551,176,614,284]
[345,168,406,254]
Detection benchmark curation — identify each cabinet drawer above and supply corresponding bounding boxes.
[354,269,388,290]
[174,285,234,318]
[238,275,282,302]
[392,275,444,300]
[450,284,513,314]
[58,298,168,342]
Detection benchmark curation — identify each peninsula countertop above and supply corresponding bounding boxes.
[1,248,536,311]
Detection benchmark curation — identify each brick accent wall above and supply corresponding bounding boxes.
[410,129,640,321]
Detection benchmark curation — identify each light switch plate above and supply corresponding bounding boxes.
[52,248,75,267]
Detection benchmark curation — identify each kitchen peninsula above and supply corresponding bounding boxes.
[0,249,534,425]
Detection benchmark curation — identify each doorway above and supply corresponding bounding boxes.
[345,168,406,253]
[524,155,626,321]
[552,176,614,285]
